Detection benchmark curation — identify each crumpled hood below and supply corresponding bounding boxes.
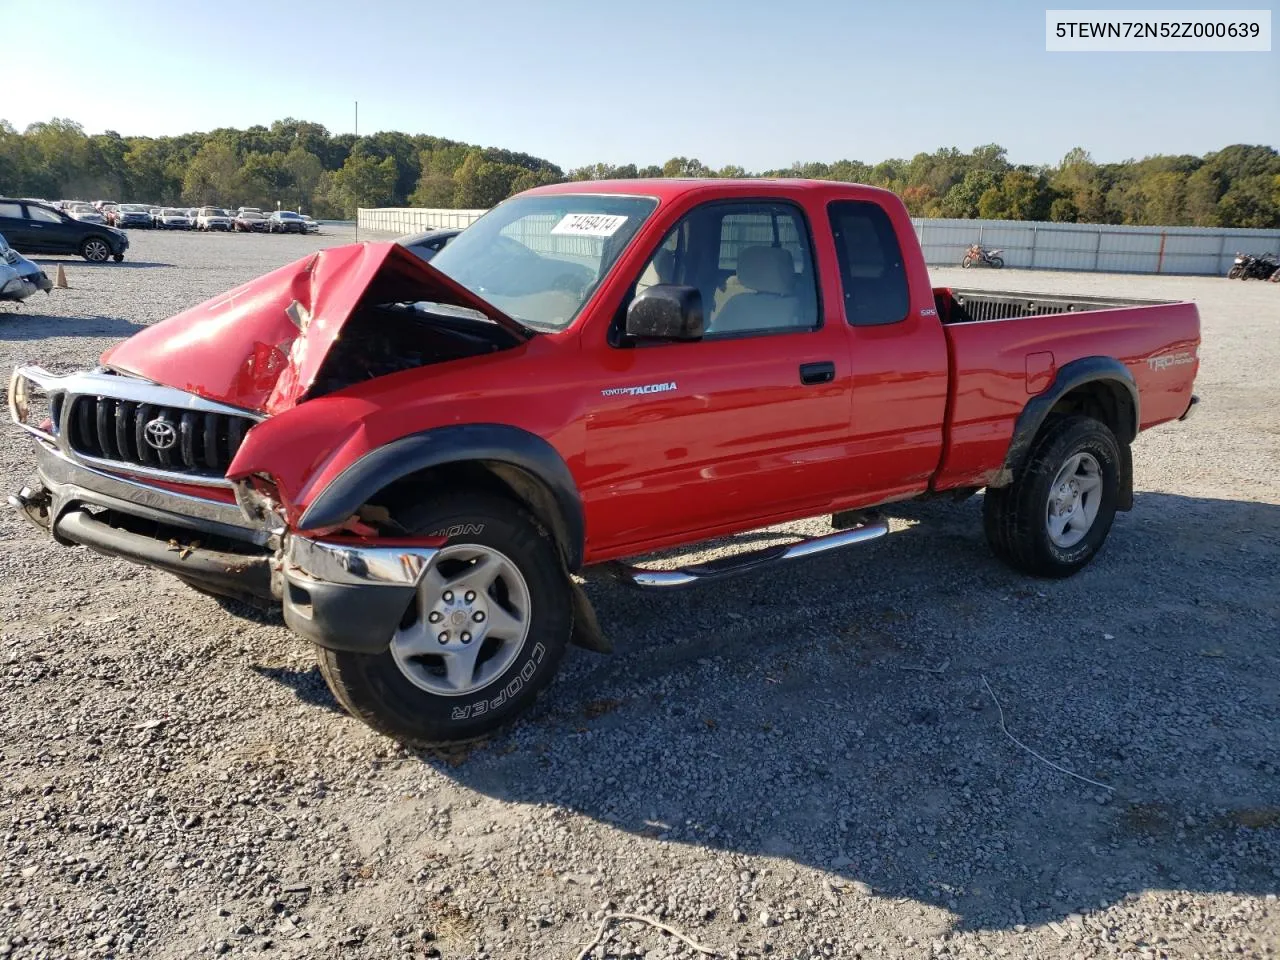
[101,241,531,415]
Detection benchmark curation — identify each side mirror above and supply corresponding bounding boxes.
[625,284,704,341]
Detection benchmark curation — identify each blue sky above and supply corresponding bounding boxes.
[7,0,1276,170]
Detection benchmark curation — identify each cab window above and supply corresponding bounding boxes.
[827,200,910,326]
[628,201,819,338]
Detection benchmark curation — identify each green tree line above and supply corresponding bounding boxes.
[1,118,1276,227]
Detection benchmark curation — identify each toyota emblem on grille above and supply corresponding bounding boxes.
[143,418,177,451]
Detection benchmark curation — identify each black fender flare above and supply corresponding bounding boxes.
[996,356,1139,510]
[298,424,586,570]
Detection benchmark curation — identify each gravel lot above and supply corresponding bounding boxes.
[1,228,1278,960]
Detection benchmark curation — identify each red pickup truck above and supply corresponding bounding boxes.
[8,179,1200,745]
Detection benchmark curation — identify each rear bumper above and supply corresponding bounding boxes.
[12,439,435,652]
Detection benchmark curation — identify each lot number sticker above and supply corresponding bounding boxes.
[550,213,629,237]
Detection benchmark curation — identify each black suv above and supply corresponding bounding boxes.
[0,199,129,262]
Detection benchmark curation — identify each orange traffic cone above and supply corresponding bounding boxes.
[54,265,68,289]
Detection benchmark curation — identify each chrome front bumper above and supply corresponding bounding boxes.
[280,537,439,652]
[14,435,438,652]
[30,438,267,544]
[10,365,440,650]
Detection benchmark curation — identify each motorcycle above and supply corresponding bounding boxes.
[961,244,1004,269]
[1227,251,1279,280]
[0,232,52,306]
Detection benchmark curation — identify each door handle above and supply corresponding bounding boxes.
[799,361,835,385]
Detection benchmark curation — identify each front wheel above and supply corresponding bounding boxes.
[1228,266,1243,279]
[80,237,111,262]
[983,415,1121,578]
[961,256,973,268]
[989,256,1004,269]
[316,491,572,745]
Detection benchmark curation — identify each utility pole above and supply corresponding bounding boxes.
[354,101,358,138]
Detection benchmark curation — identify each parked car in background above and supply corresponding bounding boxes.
[196,207,233,231]
[0,232,53,303]
[148,207,162,226]
[112,204,153,229]
[300,215,320,234]
[266,211,307,234]
[156,207,192,230]
[397,227,461,262]
[234,211,268,232]
[0,198,128,262]
[67,203,107,224]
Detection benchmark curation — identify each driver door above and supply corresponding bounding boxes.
[582,199,855,554]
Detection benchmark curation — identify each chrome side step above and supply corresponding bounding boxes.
[600,521,890,589]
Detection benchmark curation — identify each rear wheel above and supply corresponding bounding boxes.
[989,256,1004,269]
[80,237,110,262]
[316,491,572,745]
[983,415,1121,578]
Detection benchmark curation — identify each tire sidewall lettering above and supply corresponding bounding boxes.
[1044,435,1118,564]
[449,642,545,721]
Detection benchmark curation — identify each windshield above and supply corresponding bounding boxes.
[428,194,657,331]
[240,212,264,219]
[121,204,147,212]
[162,208,184,215]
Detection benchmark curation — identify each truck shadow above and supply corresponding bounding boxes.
[408,490,1280,931]
[0,312,147,340]
[29,258,173,269]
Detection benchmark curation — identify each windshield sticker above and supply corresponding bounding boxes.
[550,213,629,238]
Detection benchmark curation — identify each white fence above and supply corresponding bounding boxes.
[358,206,1280,276]
[357,207,486,240]
[913,217,1280,275]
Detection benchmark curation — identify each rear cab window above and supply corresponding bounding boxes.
[827,200,910,326]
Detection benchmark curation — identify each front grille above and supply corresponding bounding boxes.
[66,396,254,477]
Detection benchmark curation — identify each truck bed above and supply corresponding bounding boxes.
[930,291,1200,492]
[935,288,1172,324]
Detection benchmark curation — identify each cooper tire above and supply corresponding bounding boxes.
[983,415,1121,578]
[316,491,572,746]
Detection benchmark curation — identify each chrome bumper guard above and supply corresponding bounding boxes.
[284,536,439,588]
[281,538,439,653]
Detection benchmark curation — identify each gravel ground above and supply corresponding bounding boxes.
[1,229,1278,960]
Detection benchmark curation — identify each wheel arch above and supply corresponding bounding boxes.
[297,424,586,571]
[995,356,1138,510]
